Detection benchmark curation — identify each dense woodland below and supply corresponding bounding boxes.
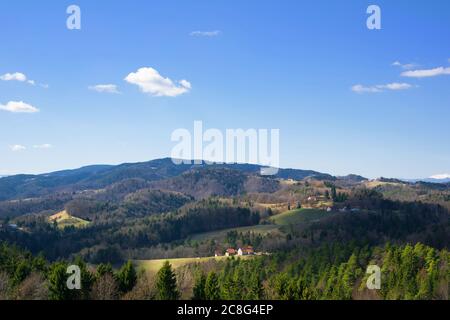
[0,160,449,300]
[0,241,447,300]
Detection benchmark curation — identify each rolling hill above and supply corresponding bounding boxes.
[0,158,333,201]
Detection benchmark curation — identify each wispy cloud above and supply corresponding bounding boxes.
[33,144,53,149]
[401,66,450,78]
[190,30,221,37]
[124,67,191,97]
[0,101,39,113]
[351,83,414,94]
[9,145,26,152]
[89,84,121,94]
[392,61,418,70]
[1,72,49,88]
[0,72,41,86]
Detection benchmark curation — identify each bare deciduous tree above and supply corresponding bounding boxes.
[14,273,48,300]
[0,272,10,300]
[122,272,155,300]
[91,274,119,300]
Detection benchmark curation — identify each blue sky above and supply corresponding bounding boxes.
[1,0,449,179]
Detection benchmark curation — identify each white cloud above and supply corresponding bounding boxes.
[392,61,418,70]
[33,144,53,149]
[351,82,413,94]
[9,145,26,152]
[0,72,46,87]
[0,72,27,82]
[89,84,121,94]
[124,67,191,97]
[190,30,221,37]
[378,83,413,90]
[179,79,192,89]
[401,67,450,78]
[351,84,382,93]
[430,174,450,179]
[0,101,39,113]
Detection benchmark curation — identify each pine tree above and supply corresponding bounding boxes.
[155,261,179,300]
[48,262,73,300]
[192,273,206,300]
[73,256,94,299]
[12,260,30,286]
[205,271,220,300]
[331,186,337,201]
[116,261,137,293]
[96,263,114,278]
[248,272,264,299]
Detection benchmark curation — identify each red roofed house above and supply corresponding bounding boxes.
[225,248,237,257]
[238,246,255,256]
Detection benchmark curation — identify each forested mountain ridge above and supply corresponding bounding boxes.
[0,158,449,300]
[0,158,330,201]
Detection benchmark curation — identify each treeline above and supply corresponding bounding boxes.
[268,243,448,300]
[0,204,260,263]
[188,242,449,300]
[306,189,450,249]
[0,242,143,300]
[1,242,448,300]
[0,193,71,219]
[107,206,260,248]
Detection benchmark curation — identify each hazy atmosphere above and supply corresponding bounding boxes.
[1,1,450,179]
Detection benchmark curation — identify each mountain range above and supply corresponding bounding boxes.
[0,158,336,201]
[2,158,449,202]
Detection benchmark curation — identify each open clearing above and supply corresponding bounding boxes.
[189,209,333,241]
[134,255,255,274]
[135,210,334,274]
[48,210,90,229]
[270,208,334,225]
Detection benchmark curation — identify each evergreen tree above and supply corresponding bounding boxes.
[205,271,220,300]
[116,261,137,293]
[47,262,73,300]
[96,263,114,278]
[222,276,239,300]
[248,272,264,299]
[331,186,337,201]
[73,256,94,299]
[192,273,206,300]
[155,261,179,300]
[12,260,30,286]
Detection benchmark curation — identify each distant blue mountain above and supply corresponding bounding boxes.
[402,178,450,184]
[0,158,333,201]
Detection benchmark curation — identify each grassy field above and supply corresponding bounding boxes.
[134,256,256,274]
[190,224,280,241]
[48,210,90,229]
[270,208,334,225]
[189,209,333,241]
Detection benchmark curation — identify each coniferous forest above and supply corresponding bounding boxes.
[0,160,449,300]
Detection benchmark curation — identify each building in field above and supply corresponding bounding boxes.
[238,246,255,256]
[225,248,237,257]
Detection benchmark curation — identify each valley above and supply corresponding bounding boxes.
[0,158,449,300]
